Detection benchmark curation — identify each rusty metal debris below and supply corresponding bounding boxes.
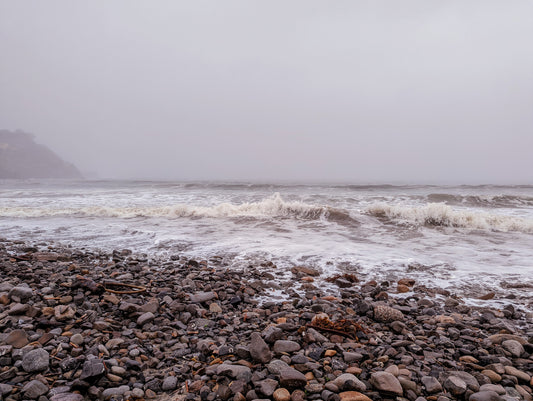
[307,316,366,340]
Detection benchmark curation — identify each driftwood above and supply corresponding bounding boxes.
[103,281,146,294]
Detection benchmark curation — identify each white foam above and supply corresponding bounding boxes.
[366,202,533,233]
[0,193,330,220]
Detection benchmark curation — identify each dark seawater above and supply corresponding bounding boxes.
[1,180,532,309]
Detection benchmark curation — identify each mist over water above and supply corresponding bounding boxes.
[1,180,532,309]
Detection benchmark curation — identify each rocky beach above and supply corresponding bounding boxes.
[0,238,532,401]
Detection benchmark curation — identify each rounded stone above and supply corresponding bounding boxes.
[273,388,290,401]
[22,348,50,372]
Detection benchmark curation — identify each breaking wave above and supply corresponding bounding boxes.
[427,193,533,208]
[366,202,533,233]
[0,193,355,224]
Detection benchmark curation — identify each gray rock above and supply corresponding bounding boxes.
[479,384,506,395]
[262,326,284,343]
[50,394,85,401]
[217,363,252,383]
[22,380,49,399]
[370,371,403,395]
[503,366,530,382]
[444,376,467,395]
[256,378,279,396]
[80,359,105,381]
[267,359,291,375]
[250,332,272,364]
[273,340,301,353]
[343,352,364,363]
[162,376,178,391]
[189,291,216,303]
[373,305,404,322]
[421,376,442,393]
[469,391,504,401]
[332,373,366,391]
[440,371,479,391]
[0,383,13,396]
[137,311,155,326]
[102,385,130,399]
[501,340,524,357]
[279,367,307,389]
[22,348,50,372]
[8,285,33,303]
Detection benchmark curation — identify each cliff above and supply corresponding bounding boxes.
[0,130,83,179]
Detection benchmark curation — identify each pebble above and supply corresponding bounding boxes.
[370,371,403,395]
[22,348,50,372]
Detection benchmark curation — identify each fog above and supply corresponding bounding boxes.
[1,1,532,183]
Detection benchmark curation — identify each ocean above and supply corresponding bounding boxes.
[1,180,532,309]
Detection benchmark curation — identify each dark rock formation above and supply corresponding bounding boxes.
[0,130,82,179]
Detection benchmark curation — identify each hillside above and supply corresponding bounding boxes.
[0,130,82,179]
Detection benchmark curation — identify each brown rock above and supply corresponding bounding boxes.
[398,278,415,287]
[397,284,410,293]
[478,292,495,300]
[291,266,320,277]
[373,305,403,322]
[339,391,372,401]
[273,388,291,401]
[5,329,29,348]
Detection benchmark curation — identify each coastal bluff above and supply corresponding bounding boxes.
[0,130,82,179]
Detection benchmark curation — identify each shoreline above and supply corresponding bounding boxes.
[0,238,532,401]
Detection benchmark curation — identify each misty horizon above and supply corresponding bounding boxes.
[1,1,532,184]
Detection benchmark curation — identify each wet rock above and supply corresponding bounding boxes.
[291,266,320,276]
[370,371,403,395]
[250,332,272,364]
[22,348,50,372]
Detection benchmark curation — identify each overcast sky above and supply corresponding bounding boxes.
[1,1,532,183]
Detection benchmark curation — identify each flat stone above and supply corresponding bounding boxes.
[209,303,222,313]
[5,329,29,348]
[250,332,272,364]
[488,334,527,345]
[343,352,364,363]
[279,367,307,389]
[80,359,106,381]
[50,394,85,401]
[8,302,30,315]
[54,305,76,321]
[370,371,403,395]
[70,333,84,346]
[481,370,501,383]
[22,348,50,372]
[217,363,252,383]
[273,340,300,353]
[102,385,130,399]
[137,311,155,326]
[479,384,506,395]
[189,291,216,303]
[273,388,291,401]
[469,391,503,401]
[504,366,530,382]
[501,340,524,358]
[339,391,373,401]
[333,374,366,392]
[291,266,320,276]
[22,380,49,399]
[440,371,479,391]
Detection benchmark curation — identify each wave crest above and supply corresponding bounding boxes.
[366,202,533,233]
[0,193,355,223]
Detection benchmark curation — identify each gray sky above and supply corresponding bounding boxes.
[1,1,532,183]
